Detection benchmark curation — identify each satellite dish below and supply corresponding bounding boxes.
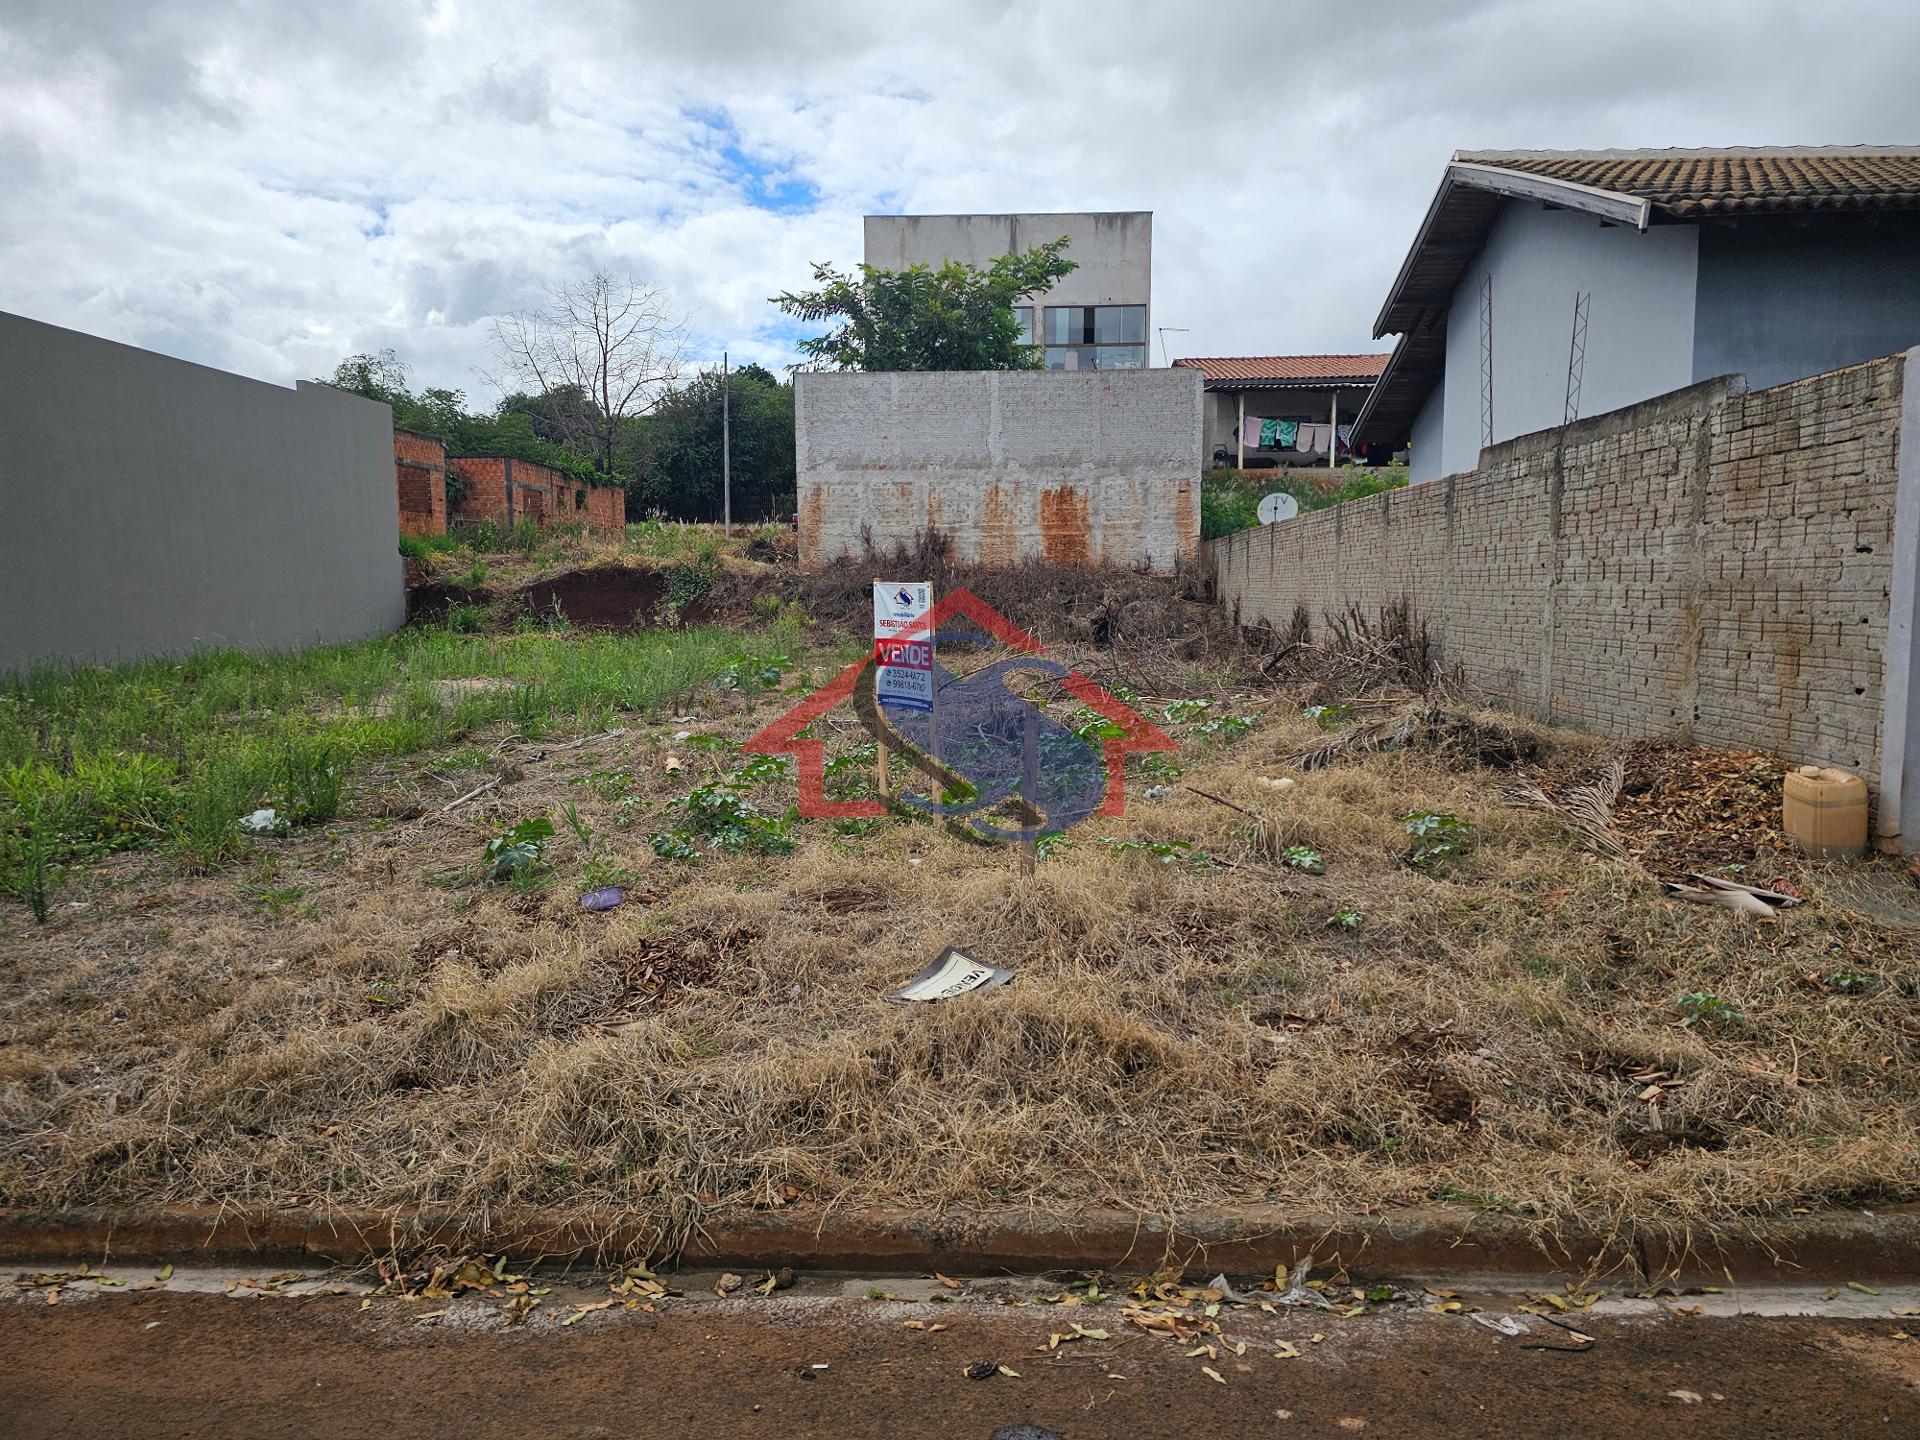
[1257,491,1300,525]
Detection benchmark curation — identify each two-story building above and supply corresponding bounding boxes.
[863,211,1152,371]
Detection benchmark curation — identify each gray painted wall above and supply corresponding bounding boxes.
[0,311,404,673]
[1426,201,1699,479]
[1693,217,1920,389]
[863,211,1151,333]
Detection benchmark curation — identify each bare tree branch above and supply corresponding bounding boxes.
[488,271,688,477]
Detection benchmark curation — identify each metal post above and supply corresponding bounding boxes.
[721,351,731,538]
[1328,388,1338,469]
[1236,391,1245,470]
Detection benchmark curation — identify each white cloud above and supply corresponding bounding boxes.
[2,0,1917,399]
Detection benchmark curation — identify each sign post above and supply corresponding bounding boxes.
[872,581,933,799]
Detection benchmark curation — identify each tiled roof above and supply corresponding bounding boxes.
[1454,147,1920,217]
[1173,353,1390,384]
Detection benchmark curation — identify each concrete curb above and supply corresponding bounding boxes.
[5,1205,1920,1284]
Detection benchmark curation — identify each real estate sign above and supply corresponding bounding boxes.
[872,581,933,713]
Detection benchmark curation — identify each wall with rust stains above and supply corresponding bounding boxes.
[1211,352,1920,850]
[795,369,1203,572]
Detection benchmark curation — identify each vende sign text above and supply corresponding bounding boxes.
[872,581,933,713]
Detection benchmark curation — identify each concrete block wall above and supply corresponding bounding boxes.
[395,429,448,536]
[795,369,1202,572]
[447,455,621,536]
[1211,353,1917,848]
[0,310,403,671]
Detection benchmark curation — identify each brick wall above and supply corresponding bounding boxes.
[795,369,1204,572]
[447,455,622,536]
[394,429,447,536]
[1211,355,1909,825]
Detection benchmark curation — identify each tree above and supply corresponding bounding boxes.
[488,271,687,479]
[772,239,1076,371]
[630,363,795,521]
[326,349,414,406]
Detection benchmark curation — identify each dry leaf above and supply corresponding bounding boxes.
[997,1365,1020,1379]
[1273,1341,1300,1359]
[714,1273,744,1297]
[1668,1390,1705,1405]
[1201,1365,1227,1385]
[156,1264,174,1282]
[933,1272,962,1290]
[1848,1281,1882,1296]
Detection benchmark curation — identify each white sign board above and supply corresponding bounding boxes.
[1257,491,1300,525]
[873,581,934,713]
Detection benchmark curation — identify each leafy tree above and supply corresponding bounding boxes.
[772,239,1075,371]
[629,363,795,521]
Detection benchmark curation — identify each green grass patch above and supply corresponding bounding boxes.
[0,622,786,911]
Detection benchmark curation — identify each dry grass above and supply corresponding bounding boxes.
[3,606,1919,1264]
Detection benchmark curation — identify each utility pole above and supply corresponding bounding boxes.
[721,350,731,538]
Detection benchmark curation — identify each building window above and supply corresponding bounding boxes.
[1011,305,1039,345]
[1042,306,1146,369]
[575,489,587,510]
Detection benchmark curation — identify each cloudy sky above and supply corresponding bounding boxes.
[3,0,1917,400]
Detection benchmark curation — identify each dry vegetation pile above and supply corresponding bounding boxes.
[3,569,1918,1264]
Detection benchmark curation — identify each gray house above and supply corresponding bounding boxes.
[1350,147,1920,482]
[864,211,1152,370]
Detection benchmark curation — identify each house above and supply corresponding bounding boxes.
[1172,354,1391,468]
[863,211,1152,370]
[1349,147,1920,482]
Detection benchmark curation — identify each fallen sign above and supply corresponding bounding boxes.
[886,947,1015,1003]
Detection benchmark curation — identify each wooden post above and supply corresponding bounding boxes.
[876,738,890,800]
[1328,388,1338,469]
[1236,391,1246,470]
[1020,705,1038,877]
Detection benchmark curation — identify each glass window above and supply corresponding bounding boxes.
[1094,345,1145,370]
[1012,306,1038,344]
[1094,306,1146,344]
[1043,306,1084,345]
[1045,345,1100,371]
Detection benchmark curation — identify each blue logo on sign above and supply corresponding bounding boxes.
[894,588,914,608]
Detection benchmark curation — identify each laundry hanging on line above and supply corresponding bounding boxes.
[1296,422,1330,452]
[1256,418,1297,449]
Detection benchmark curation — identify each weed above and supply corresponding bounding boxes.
[446,603,488,634]
[651,756,796,860]
[245,882,309,917]
[1825,970,1877,995]
[1302,703,1353,729]
[278,738,341,826]
[1402,811,1473,869]
[1330,906,1362,929]
[561,800,594,852]
[1101,836,1215,870]
[1677,991,1742,1027]
[1280,844,1324,874]
[507,683,550,740]
[460,560,491,588]
[484,815,555,882]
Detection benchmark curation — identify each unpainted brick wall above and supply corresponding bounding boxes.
[795,369,1204,572]
[1211,356,1905,787]
[447,455,622,536]
[394,429,448,536]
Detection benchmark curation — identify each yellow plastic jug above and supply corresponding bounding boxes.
[1782,765,1868,859]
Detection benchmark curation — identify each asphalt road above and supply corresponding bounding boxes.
[2,1269,1917,1438]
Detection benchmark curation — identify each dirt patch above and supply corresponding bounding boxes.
[407,581,490,624]
[521,567,672,629]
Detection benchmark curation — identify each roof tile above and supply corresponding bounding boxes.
[1172,353,1390,383]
